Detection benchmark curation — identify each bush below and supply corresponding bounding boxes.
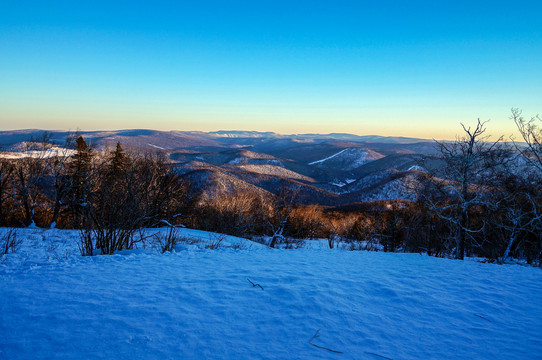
[155,226,182,253]
[205,233,226,249]
[1,229,21,255]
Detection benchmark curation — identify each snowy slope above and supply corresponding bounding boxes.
[1,228,541,360]
[235,164,314,182]
[340,169,431,202]
[308,148,384,170]
[228,157,284,167]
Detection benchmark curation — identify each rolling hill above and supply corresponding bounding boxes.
[0,129,442,205]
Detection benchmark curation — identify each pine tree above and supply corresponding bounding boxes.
[0,160,15,226]
[69,136,93,228]
[108,142,129,179]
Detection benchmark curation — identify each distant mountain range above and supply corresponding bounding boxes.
[0,129,431,148]
[0,129,442,205]
[209,130,428,144]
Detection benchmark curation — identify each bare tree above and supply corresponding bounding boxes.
[45,135,76,228]
[512,108,542,172]
[369,202,409,252]
[502,108,542,262]
[129,152,187,228]
[1,228,20,255]
[13,140,50,227]
[495,184,540,263]
[268,185,299,248]
[423,119,503,259]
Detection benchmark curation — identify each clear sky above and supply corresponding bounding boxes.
[1,0,541,139]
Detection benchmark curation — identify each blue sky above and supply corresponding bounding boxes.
[1,0,541,139]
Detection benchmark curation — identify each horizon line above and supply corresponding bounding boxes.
[0,128,435,141]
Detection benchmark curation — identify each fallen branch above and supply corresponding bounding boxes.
[247,278,264,290]
[308,329,343,354]
[157,219,185,228]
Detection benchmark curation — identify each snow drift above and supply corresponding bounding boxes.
[0,228,541,360]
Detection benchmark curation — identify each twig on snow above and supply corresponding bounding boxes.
[247,278,264,290]
[474,314,492,322]
[364,352,394,360]
[308,329,343,354]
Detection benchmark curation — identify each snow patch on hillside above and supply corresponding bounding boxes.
[228,157,244,164]
[309,148,384,170]
[228,157,284,167]
[330,178,357,188]
[236,164,312,181]
[0,147,75,159]
[148,143,166,150]
[362,175,417,201]
[309,149,348,165]
[407,165,425,172]
[341,169,429,201]
[345,169,398,193]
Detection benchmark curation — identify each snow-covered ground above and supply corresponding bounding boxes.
[1,228,541,359]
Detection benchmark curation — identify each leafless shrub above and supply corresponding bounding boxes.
[78,228,94,256]
[250,235,269,246]
[82,227,139,256]
[1,229,21,255]
[184,237,201,245]
[328,234,341,249]
[230,241,247,250]
[347,239,381,251]
[283,236,305,249]
[288,205,327,240]
[194,190,269,238]
[347,240,365,251]
[151,230,200,252]
[156,226,182,253]
[250,234,303,249]
[206,233,226,249]
[47,241,72,260]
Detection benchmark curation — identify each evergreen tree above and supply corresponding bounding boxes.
[0,160,15,226]
[108,142,129,180]
[69,136,93,228]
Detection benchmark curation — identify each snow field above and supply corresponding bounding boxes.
[1,229,541,359]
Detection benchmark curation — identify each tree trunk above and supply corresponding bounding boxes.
[0,195,3,227]
[23,194,32,226]
[459,210,466,260]
[51,197,61,228]
[501,226,517,263]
